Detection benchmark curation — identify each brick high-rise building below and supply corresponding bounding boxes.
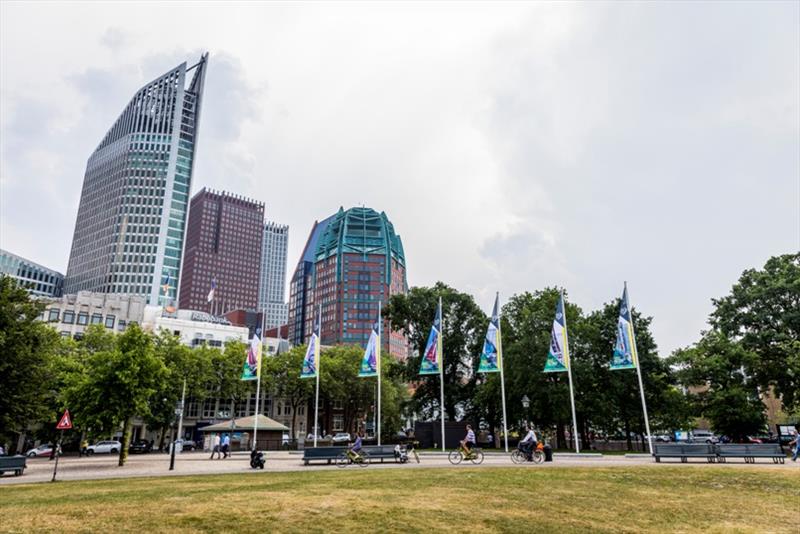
[178,189,264,312]
[287,206,408,358]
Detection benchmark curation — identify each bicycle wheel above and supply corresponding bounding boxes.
[413,450,420,464]
[358,451,370,468]
[470,449,484,465]
[510,450,526,464]
[532,450,544,464]
[448,450,463,465]
[336,452,350,468]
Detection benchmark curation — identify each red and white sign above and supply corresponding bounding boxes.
[56,410,73,430]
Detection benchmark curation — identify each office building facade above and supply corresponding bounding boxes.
[178,189,264,313]
[287,206,408,358]
[259,221,289,329]
[41,291,147,339]
[64,54,208,306]
[0,248,64,297]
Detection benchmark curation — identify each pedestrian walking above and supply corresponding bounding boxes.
[210,434,221,460]
[80,438,88,458]
[791,425,799,462]
[222,434,231,459]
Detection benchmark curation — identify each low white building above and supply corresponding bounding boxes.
[140,306,249,347]
[41,292,147,338]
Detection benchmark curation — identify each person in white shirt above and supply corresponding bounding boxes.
[519,426,538,460]
[209,434,221,460]
[460,425,476,457]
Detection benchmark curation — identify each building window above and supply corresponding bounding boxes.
[48,308,60,322]
[105,315,115,329]
[118,320,127,331]
[284,405,291,416]
[333,415,344,431]
[298,405,305,416]
[77,312,89,325]
[91,313,103,325]
[333,399,343,410]
[60,331,71,337]
[62,310,75,324]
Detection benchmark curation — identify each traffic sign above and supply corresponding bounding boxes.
[56,410,73,430]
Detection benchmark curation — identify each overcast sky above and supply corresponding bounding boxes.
[1,1,798,354]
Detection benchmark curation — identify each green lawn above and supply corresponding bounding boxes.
[1,466,797,533]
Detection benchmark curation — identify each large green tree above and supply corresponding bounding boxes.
[384,282,487,423]
[0,276,60,451]
[710,253,800,412]
[263,345,315,439]
[672,332,766,440]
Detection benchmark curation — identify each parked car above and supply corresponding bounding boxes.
[646,434,671,443]
[744,436,763,444]
[331,432,351,444]
[690,430,719,444]
[26,444,54,458]
[87,440,122,455]
[175,439,196,451]
[128,440,152,454]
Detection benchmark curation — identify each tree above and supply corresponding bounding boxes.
[65,324,168,466]
[0,276,60,451]
[263,346,314,439]
[710,253,800,412]
[672,332,766,441]
[384,282,486,423]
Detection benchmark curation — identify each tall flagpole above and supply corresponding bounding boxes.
[313,305,321,448]
[252,311,266,451]
[497,292,509,453]
[627,282,653,455]
[377,300,382,447]
[439,296,445,452]
[563,290,580,454]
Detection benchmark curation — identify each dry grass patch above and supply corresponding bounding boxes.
[0,466,797,533]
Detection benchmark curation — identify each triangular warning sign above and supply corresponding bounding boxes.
[56,410,72,430]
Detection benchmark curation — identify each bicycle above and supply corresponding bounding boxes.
[510,442,544,464]
[408,441,420,464]
[448,445,484,465]
[336,449,370,468]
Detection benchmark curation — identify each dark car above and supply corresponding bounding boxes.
[128,440,152,454]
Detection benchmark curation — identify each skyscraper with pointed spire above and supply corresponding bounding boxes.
[64,54,209,306]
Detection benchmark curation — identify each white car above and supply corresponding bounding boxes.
[87,440,122,455]
[331,432,351,444]
[26,444,54,458]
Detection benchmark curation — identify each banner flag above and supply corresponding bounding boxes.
[207,278,217,303]
[241,329,262,380]
[419,300,443,375]
[611,285,638,370]
[301,311,321,379]
[543,293,570,373]
[478,294,501,373]
[359,312,380,377]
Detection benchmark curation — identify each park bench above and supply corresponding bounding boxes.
[362,445,401,463]
[0,455,27,477]
[302,446,345,465]
[716,444,785,464]
[653,443,716,463]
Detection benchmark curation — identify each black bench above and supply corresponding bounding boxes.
[0,455,27,477]
[362,445,401,463]
[716,444,785,464]
[654,443,716,463]
[302,446,345,465]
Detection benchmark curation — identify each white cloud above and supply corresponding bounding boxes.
[1,1,797,354]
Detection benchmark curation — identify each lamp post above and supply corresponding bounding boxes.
[170,400,182,471]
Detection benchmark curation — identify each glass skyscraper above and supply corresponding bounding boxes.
[64,54,208,306]
[259,221,289,329]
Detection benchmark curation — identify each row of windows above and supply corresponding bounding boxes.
[48,308,128,330]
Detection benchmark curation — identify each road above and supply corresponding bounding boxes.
[1,450,793,486]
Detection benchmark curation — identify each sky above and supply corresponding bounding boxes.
[1,1,798,355]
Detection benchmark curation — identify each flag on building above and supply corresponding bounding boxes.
[478,293,501,373]
[543,293,570,373]
[301,312,321,378]
[611,285,638,370]
[207,278,217,303]
[420,300,443,375]
[161,273,171,295]
[359,312,380,377]
[241,329,262,380]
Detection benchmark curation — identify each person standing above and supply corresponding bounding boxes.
[210,434,221,460]
[221,434,231,459]
[80,438,89,458]
[791,425,799,462]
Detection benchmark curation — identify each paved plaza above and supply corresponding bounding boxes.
[2,450,794,486]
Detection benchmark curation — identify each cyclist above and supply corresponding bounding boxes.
[519,426,538,461]
[460,424,476,458]
[349,431,364,462]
